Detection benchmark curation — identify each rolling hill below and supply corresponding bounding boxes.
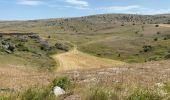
[1,13,170,100]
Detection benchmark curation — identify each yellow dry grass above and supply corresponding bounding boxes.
[52,47,125,72]
[0,66,52,91]
[159,24,170,28]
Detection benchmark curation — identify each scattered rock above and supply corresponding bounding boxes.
[53,86,65,96]
[40,41,50,51]
[55,42,69,51]
[17,36,28,42]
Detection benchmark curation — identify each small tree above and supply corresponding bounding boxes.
[154,37,158,41]
[155,24,159,27]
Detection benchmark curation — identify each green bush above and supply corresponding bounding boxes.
[165,53,170,59]
[153,37,158,41]
[51,77,72,90]
[155,25,159,27]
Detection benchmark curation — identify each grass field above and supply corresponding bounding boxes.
[52,46,125,72]
[1,14,170,99]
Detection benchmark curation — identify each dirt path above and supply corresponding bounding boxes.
[52,46,125,72]
[159,24,170,28]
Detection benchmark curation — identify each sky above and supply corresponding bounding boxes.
[0,0,170,20]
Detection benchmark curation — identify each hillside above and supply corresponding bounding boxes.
[1,13,170,100]
[0,14,170,64]
[0,14,170,34]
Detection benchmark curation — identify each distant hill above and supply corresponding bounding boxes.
[0,14,170,34]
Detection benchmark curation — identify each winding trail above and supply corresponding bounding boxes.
[52,45,125,72]
[159,24,170,28]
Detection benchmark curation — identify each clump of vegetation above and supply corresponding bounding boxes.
[84,86,119,100]
[155,24,159,27]
[154,37,158,41]
[165,53,170,59]
[127,89,162,100]
[143,45,152,53]
[20,87,56,100]
[163,83,170,94]
[0,34,68,70]
[51,76,73,90]
[4,76,73,100]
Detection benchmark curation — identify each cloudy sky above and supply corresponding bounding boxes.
[0,0,170,20]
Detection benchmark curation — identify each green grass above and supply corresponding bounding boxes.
[0,76,74,100]
[127,89,162,100]
[0,35,72,70]
[1,15,170,64]
[84,86,119,100]
[78,24,170,63]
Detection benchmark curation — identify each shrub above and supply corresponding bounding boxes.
[163,37,167,40]
[8,45,15,52]
[165,53,170,59]
[164,34,170,40]
[51,77,72,90]
[154,37,158,41]
[155,25,159,27]
[121,24,124,26]
[143,45,152,53]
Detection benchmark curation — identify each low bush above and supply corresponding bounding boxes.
[154,37,158,41]
[51,77,72,90]
[155,25,159,27]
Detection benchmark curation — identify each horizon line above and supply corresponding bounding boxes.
[0,12,169,21]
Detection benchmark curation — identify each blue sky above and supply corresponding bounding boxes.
[0,0,170,20]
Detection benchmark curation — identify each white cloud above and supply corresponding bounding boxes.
[17,0,44,6]
[95,5,140,11]
[65,0,89,7]
[136,8,170,15]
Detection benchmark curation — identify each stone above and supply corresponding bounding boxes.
[53,86,65,96]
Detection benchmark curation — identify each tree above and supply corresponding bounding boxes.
[155,25,159,27]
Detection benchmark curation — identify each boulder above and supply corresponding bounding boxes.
[53,86,65,96]
[40,41,50,51]
[55,42,69,51]
[17,36,28,42]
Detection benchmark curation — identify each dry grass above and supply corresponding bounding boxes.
[52,47,125,72]
[0,66,53,91]
[159,24,170,28]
